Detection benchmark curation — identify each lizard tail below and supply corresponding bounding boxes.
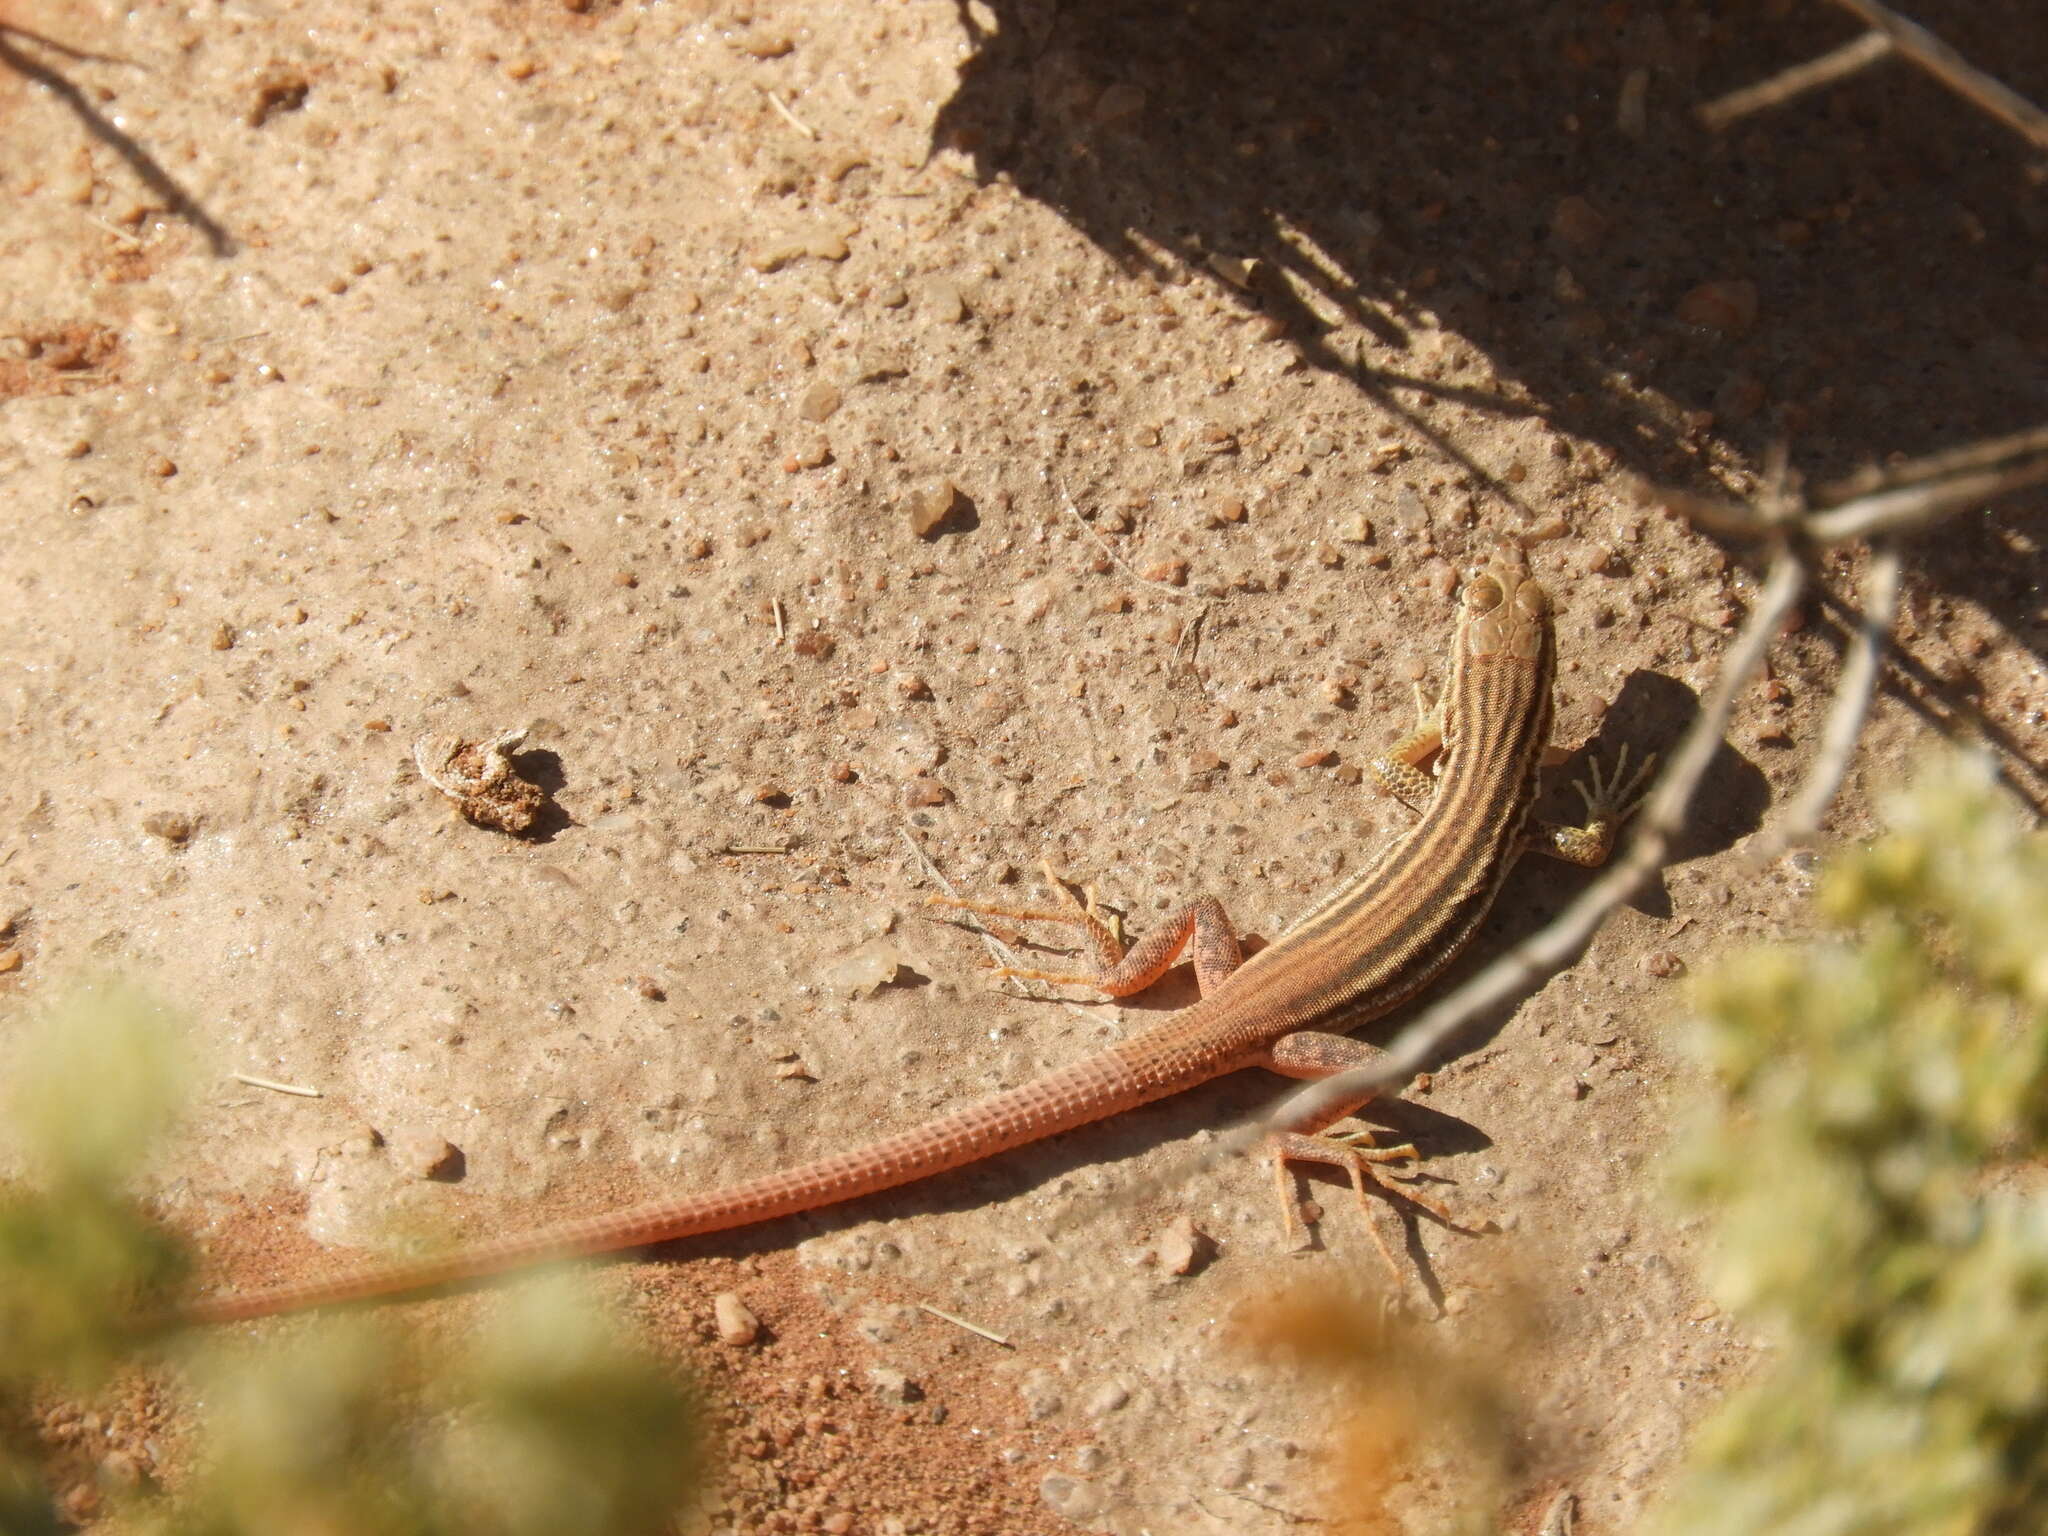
[176,1037,1193,1326]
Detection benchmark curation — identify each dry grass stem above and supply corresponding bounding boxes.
[1822,0,2048,149]
[1697,29,1895,131]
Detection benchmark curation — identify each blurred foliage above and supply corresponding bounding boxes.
[1251,752,2047,1535]
[0,984,189,1394]
[1237,1279,1518,1536]
[1654,751,2048,1536]
[0,982,700,1535]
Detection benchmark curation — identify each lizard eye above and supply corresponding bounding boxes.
[1462,571,1505,612]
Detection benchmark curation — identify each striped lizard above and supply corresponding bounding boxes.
[183,542,1649,1324]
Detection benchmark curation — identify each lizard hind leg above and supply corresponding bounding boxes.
[927,857,1244,999]
[1259,1030,1460,1281]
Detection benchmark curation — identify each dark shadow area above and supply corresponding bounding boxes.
[1591,667,1771,872]
[1809,517,2048,813]
[1,23,236,257]
[507,745,577,843]
[934,0,2046,494]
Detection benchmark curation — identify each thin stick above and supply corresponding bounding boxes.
[1746,544,1903,863]
[764,89,818,141]
[902,830,1102,1026]
[1812,422,2048,506]
[772,597,786,645]
[900,828,1028,981]
[1638,424,2048,545]
[1807,458,2048,543]
[1697,30,1895,131]
[229,1071,323,1098]
[916,1302,1012,1347]
[1821,0,2048,149]
[0,18,142,67]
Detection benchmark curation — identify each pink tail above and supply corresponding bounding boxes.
[180,1038,1195,1324]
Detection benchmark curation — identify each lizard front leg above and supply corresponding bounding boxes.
[1526,743,1658,867]
[929,857,1243,998]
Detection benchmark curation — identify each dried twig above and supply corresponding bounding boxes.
[1812,422,2048,506]
[229,1071,323,1098]
[1700,3,2048,149]
[916,1301,1011,1347]
[1821,0,2048,150]
[1638,423,2048,545]
[764,88,818,141]
[1807,458,2048,543]
[1698,30,1895,131]
[1054,477,1195,600]
[1745,544,1903,864]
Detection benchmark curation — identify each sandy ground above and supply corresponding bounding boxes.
[3,0,2045,1531]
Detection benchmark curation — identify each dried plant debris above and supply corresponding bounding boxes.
[413,725,546,835]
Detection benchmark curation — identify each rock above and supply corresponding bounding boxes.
[391,1130,464,1182]
[413,725,546,835]
[713,1291,761,1346]
[1153,1214,1213,1276]
[1675,279,1758,334]
[867,1366,922,1405]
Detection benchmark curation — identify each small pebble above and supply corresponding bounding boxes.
[867,1367,921,1405]
[1017,1370,1064,1420]
[391,1131,464,1182]
[1551,195,1607,249]
[714,1291,761,1346]
[142,811,194,844]
[908,482,962,538]
[1675,279,1758,334]
[1095,82,1146,122]
[1040,1474,1107,1520]
[1086,1381,1130,1416]
[921,277,966,324]
[798,381,842,422]
[1641,950,1685,979]
[1153,1214,1211,1276]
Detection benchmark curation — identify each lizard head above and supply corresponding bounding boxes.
[1459,543,1550,666]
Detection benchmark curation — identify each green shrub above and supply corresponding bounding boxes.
[0,983,699,1535]
[1657,752,2048,1536]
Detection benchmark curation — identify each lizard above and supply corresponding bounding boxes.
[179,541,1650,1326]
